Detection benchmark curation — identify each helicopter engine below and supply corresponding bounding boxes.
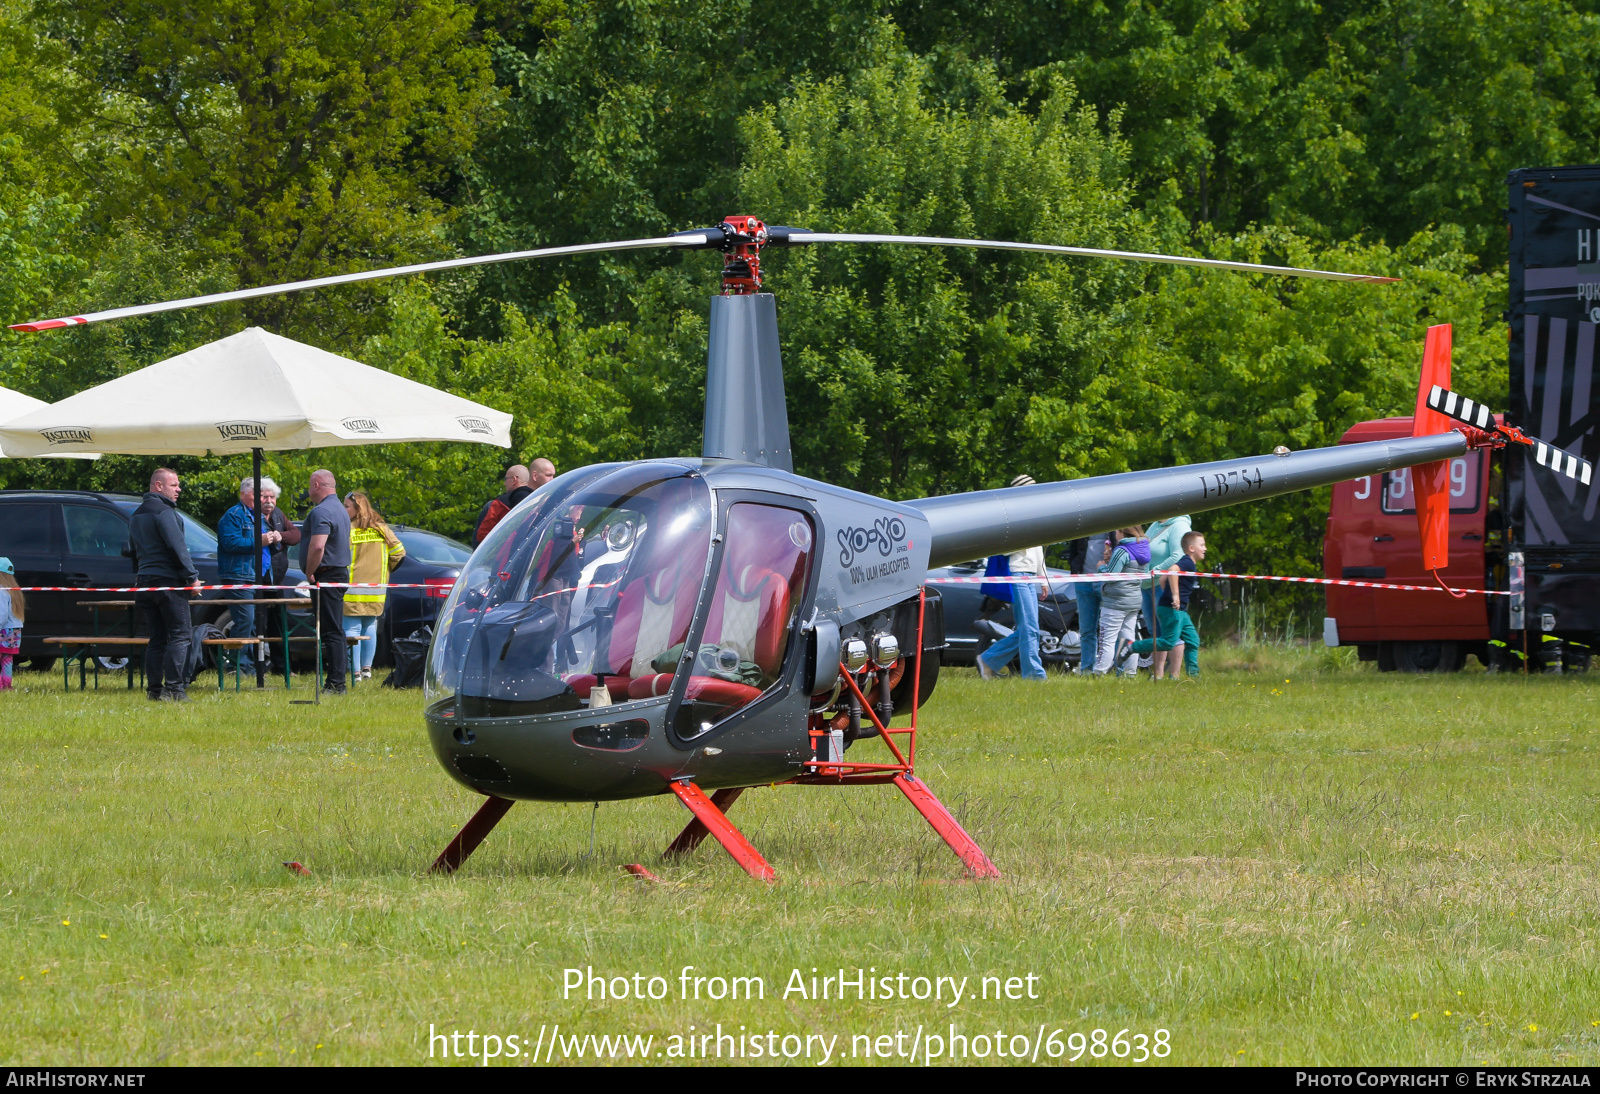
[810,590,944,756]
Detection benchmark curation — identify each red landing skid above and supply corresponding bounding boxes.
[659,591,1000,882]
[430,794,515,875]
[429,591,999,882]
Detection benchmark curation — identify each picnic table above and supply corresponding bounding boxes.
[41,599,145,691]
[45,593,355,693]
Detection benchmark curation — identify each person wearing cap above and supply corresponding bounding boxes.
[0,557,23,691]
[976,473,1049,681]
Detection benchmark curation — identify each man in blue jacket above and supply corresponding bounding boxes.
[217,478,283,677]
[129,468,201,700]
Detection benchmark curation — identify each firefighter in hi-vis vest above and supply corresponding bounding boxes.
[342,491,406,681]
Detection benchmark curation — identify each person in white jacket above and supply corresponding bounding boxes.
[977,475,1050,681]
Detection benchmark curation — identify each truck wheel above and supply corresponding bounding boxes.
[1392,640,1462,673]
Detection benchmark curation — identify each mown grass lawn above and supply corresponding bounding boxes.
[1,649,1596,1066]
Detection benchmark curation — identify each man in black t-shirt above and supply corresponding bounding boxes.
[300,469,353,693]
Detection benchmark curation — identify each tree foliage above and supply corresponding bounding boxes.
[32,0,498,336]
[0,0,1558,577]
[895,0,1600,261]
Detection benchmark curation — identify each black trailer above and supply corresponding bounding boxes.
[1507,165,1600,665]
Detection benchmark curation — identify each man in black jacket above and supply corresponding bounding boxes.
[472,464,534,546]
[128,468,200,700]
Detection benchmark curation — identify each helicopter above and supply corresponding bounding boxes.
[14,217,1562,883]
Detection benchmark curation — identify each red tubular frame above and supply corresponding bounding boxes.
[892,773,1000,878]
[664,787,745,857]
[788,589,999,878]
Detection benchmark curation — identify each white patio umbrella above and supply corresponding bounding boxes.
[0,384,97,458]
[0,327,512,456]
[0,326,513,694]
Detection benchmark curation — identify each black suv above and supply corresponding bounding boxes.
[0,489,307,667]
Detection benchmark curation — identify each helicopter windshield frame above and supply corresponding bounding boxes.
[660,488,821,748]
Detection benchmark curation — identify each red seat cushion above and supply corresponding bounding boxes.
[606,553,698,677]
[701,565,791,676]
[685,676,763,707]
[626,673,675,700]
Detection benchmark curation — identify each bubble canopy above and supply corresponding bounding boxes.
[425,463,715,718]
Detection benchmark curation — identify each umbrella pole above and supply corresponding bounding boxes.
[253,447,265,689]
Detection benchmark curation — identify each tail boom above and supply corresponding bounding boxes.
[911,431,1469,568]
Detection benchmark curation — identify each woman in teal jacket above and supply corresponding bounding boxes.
[1141,515,1195,677]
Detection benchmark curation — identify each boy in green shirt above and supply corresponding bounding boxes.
[1129,530,1206,679]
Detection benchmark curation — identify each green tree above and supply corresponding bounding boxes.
[732,40,1151,497]
[32,0,499,340]
[732,38,1506,580]
[459,0,888,327]
[894,0,1600,260]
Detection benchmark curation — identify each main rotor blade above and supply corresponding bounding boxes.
[8,233,714,331]
[786,232,1398,282]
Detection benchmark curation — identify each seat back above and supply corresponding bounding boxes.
[605,523,703,677]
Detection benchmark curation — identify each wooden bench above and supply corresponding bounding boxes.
[206,635,363,691]
[43,636,149,691]
[43,635,361,692]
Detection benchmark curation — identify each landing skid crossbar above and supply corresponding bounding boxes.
[667,781,775,881]
[430,795,515,875]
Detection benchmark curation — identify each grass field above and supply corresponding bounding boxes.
[1,648,1597,1067]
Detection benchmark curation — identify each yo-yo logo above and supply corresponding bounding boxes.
[837,516,907,567]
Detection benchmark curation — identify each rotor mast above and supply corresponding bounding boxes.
[696,216,795,471]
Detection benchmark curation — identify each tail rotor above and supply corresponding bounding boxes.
[1407,322,1594,594]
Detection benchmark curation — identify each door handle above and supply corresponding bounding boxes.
[64,573,92,585]
[1372,535,1394,542]
[1461,533,1482,541]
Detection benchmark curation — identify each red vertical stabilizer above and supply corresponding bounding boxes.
[1411,324,1454,573]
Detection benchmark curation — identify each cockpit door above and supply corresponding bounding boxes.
[664,496,818,744]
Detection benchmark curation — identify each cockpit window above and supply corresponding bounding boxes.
[670,502,814,739]
[424,464,712,717]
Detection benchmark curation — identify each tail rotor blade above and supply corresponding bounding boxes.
[784,232,1399,283]
[1532,438,1595,487]
[1425,384,1497,431]
[8,233,714,332]
[1426,383,1595,486]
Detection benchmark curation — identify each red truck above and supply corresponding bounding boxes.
[1324,164,1600,673]
[1322,417,1507,671]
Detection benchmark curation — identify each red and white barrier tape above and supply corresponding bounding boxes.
[8,582,431,593]
[12,573,1510,596]
[923,571,1512,596]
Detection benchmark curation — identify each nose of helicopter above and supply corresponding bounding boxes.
[424,692,807,804]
